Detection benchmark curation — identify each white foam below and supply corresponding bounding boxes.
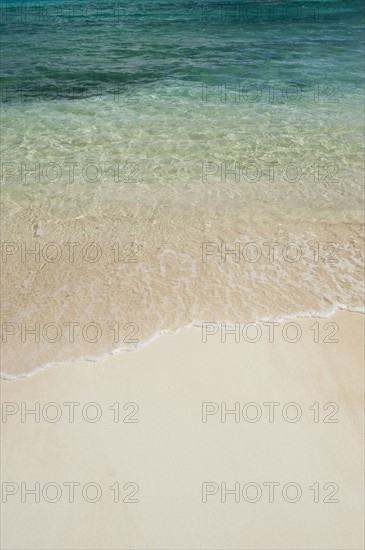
[1,303,363,381]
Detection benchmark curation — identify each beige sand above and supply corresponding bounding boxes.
[1,311,364,549]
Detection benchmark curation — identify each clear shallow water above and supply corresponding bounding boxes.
[1,0,364,375]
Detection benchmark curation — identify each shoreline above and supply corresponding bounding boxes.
[1,306,364,381]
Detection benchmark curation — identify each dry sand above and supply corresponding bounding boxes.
[1,311,364,549]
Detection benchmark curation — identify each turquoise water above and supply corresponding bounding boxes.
[1,1,364,100]
[1,0,364,219]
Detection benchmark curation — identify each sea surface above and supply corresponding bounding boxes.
[1,0,364,376]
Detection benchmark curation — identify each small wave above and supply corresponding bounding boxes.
[1,303,363,381]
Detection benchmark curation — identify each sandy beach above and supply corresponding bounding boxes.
[1,310,364,549]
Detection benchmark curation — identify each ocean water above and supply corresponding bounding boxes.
[1,0,364,375]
